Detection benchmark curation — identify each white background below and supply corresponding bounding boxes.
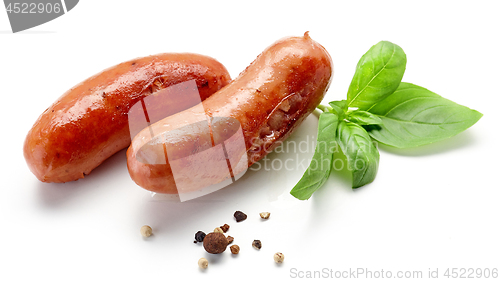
[1,1,499,281]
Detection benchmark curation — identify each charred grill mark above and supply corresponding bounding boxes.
[153,77,164,89]
[247,91,308,162]
[200,79,209,88]
[246,56,330,160]
[146,76,174,95]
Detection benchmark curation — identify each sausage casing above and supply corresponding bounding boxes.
[127,33,333,195]
[24,53,231,183]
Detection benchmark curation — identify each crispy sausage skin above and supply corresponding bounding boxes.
[24,54,231,183]
[127,32,333,194]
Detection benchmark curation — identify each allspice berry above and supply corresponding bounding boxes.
[230,245,240,254]
[274,252,285,263]
[203,232,228,254]
[140,225,153,237]
[198,258,208,269]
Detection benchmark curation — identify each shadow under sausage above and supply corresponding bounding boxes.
[135,115,329,233]
[36,148,129,208]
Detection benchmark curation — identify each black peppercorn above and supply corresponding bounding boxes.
[252,239,262,250]
[234,211,247,222]
[195,231,206,242]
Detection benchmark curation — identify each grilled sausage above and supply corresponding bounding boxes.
[127,32,333,195]
[24,53,231,183]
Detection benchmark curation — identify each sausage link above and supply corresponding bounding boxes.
[127,33,333,194]
[24,53,231,183]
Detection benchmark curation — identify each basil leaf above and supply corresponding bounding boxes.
[346,110,382,125]
[366,82,483,148]
[290,112,339,200]
[337,121,380,188]
[328,100,348,117]
[347,41,407,110]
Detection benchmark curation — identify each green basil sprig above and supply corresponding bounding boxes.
[337,121,380,188]
[346,110,382,125]
[347,41,407,110]
[290,112,338,200]
[290,41,482,200]
[366,82,483,148]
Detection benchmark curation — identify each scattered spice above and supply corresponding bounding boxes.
[230,245,240,254]
[192,212,283,264]
[198,258,208,269]
[195,231,206,242]
[252,240,262,250]
[234,211,247,222]
[220,224,230,233]
[274,252,284,263]
[260,212,271,219]
[203,232,228,254]
[140,225,153,237]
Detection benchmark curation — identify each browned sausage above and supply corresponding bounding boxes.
[24,54,231,183]
[127,32,333,195]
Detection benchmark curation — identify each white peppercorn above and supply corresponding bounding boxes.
[198,258,208,269]
[260,212,271,219]
[140,225,153,237]
[274,252,284,263]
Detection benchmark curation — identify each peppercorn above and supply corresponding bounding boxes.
[226,236,234,244]
[214,227,224,233]
[220,224,230,233]
[140,225,153,237]
[274,252,284,263]
[230,245,240,254]
[259,212,270,219]
[198,258,208,269]
[252,240,262,250]
[234,211,247,222]
[203,232,228,254]
[195,231,206,242]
